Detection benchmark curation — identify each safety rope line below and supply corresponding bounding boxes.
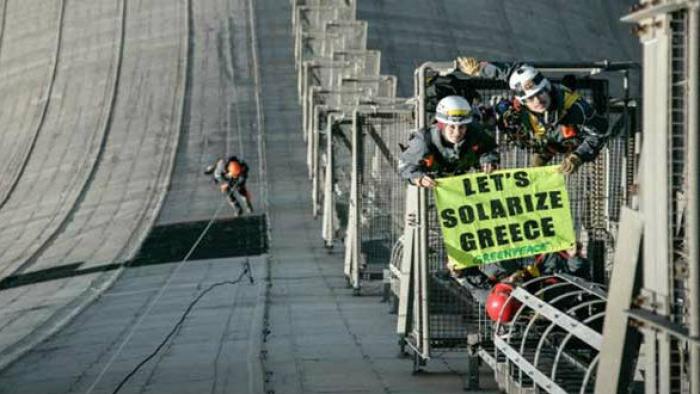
[84,0,267,389]
[85,200,228,394]
[111,259,253,394]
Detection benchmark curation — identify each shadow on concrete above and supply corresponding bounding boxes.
[0,215,268,291]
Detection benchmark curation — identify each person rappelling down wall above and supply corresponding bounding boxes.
[204,156,254,217]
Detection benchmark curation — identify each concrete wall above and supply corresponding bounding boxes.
[0,0,187,368]
[358,0,640,96]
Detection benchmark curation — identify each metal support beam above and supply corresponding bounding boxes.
[417,187,430,358]
[596,207,644,394]
[321,118,335,247]
[510,287,603,350]
[494,336,568,394]
[627,308,700,345]
[687,4,700,393]
[397,186,418,337]
[633,9,673,393]
[344,113,361,290]
[620,0,692,23]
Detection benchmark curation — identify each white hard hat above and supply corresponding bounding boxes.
[435,95,473,125]
[509,65,551,100]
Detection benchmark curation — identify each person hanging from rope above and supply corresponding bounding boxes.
[204,156,253,216]
[456,57,609,175]
[398,95,499,188]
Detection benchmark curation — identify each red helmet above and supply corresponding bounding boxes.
[485,283,521,323]
[228,161,242,177]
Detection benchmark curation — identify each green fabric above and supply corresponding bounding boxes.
[434,166,575,269]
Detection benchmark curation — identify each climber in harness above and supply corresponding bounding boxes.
[456,57,609,175]
[398,95,499,188]
[204,156,254,216]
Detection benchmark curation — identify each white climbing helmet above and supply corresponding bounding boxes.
[509,65,551,101]
[435,95,473,125]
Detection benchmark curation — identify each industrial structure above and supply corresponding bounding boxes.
[294,0,699,392]
[0,0,696,393]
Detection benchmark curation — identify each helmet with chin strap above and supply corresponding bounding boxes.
[509,65,551,101]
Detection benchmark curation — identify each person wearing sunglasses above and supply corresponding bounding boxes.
[457,57,609,175]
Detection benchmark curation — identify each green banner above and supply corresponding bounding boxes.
[434,166,575,269]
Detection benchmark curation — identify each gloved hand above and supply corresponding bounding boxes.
[457,56,481,76]
[531,153,552,167]
[559,154,582,175]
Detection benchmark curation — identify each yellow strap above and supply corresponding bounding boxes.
[525,264,541,278]
[528,88,581,138]
[562,89,582,115]
[528,113,546,138]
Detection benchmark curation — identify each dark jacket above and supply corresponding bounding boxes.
[538,251,590,280]
[398,123,499,182]
[479,250,589,283]
[480,62,609,162]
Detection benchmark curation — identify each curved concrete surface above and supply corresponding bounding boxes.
[0,0,187,372]
[0,0,122,365]
[0,0,121,277]
[0,0,62,212]
[25,0,187,269]
[0,0,640,392]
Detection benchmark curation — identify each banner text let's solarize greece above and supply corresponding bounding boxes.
[434,166,576,268]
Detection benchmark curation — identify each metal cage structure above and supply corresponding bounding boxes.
[332,50,382,84]
[293,5,356,67]
[298,35,376,143]
[482,274,608,394]
[311,100,363,218]
[320,111,355,248]
[296,21,368,103]
[307,81,398,215]
[396,61,641,389]
[344,105,414,295]
[319,99,409,248]
[291,0,355,39]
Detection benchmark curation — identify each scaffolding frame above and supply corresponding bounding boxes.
[344,105,414,294]
[397,61,641,390]
[320,100,409,247]
[620,2,700,393]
